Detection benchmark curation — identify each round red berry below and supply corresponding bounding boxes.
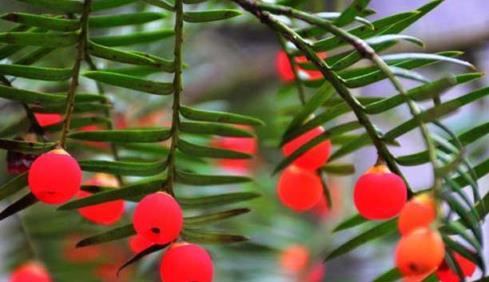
[277,165,323,212]
[282,127,332,170]
[398,193,436,236]
[129,234,154,253]
[10,262,52,282]
[133,192,183,244]
[354,164,407,220]
[160,243,213,282]
[28,149,82,204]
[34,113,63,127]
[213,130,257,173]
[436,252,477,282]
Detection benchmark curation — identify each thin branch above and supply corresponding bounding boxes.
[167,0,184,196]
[59,0,92,148]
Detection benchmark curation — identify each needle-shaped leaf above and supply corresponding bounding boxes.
[325,219,397,261]
[185,208,250,226]
[68,128,171,142]
[180,106,264,126]
[0,13,80,31]
[0,173,28,201]
[182,229,248,244]
[83,71,174,95]
[0,193,38,221]
[332,214,366,233]
[177,138,251,159]
[321,163,355,175]
[117,244,168,275]
[183,10,242,23]
[79,160,167,176]
[180,121,254,137]
[59,178,165,210]
[179,192,260,208]
[142,0,175,11]
[76,224,135,247]
[0,64,72,81]
[16,0,84,13]
[91,0,138,11]
[0,32,78,47]
[175,171,252,186]
[0,139,56,154]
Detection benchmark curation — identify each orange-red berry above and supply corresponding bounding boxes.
[28,149,81,204]
[354,164,407,220]
[212,127,257,173]
[282,127,332,170]
[34,113,62,127]
[10,262,52,282]
[280,244,310,273]
[277,165,323,212]
[133,192,183,244]
[160,243,213,282]
[395,228,445,278]
[129,234,154,253]
[275,51,326,82]
[78,174,124,226]
[305,263,326,282]
[436,252,477,282]
[398,193,436,236]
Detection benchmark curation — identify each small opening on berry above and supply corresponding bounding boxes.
[151,227,160,234]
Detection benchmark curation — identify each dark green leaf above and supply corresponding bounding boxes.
[83,71,173,94]
[185,208,250,226]
[334,0,371,27]
[321,163,355,175]
[0,193,38,221]
[0,139,55,154]
[333,214,366,233]
[183,10,241,23]
[76,224,135,247]
[79,160,167,176]
[325,219,397,261]
[0,173,28,201]
[89,12,165,28]
[0,64,72,81]
[91,0,138,11]
[16,0,84,13]
[0,13,80,31]
[117,244,168,275]
[180,121,254,137]
[177,138,251,159]
[142,0,174,11]
[69,128,171,143]
[372,268,401,282]
[182,229,247,244]
[59,178,165,210]
[179,192,260,208]
[0,32,78,47]
[175,171,252,186]
[180,106,264,126]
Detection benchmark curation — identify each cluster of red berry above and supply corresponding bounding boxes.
[277,127,332,212]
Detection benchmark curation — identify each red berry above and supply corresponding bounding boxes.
[436,252,477,282]
[133,192,183,244]
[277,165,323,212]
[275,51,327,82]
[354,164,407,220]
[213,128,257,173]
[77,174,124,225]
[129,234,154,253]
[160,243,213,282]
[280,244,309,273]
[28,149,82,204]
[282,127,332,170]
[10,262,52,282]
[398,193,436,236]
[305,263,326,282]
[34,113,63,127]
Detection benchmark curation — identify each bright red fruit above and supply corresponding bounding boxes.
[28,149,82,204]
[133,192,183,244]
[10,262,52,282]
[34,113,63,127]
[275,51,327,82]
[277,165,323,212]
[129,234,154,253]
[305,263,326,282]
[78,174,124,225]
[160,243,213,282]
[280,244,309,273]
[398,193,436,236]
[436,252,477,282]
[213,131,257,173]
[282,127,332,170]
[354,164,407,220]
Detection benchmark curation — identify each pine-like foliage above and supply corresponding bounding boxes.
[0,0,487,281]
